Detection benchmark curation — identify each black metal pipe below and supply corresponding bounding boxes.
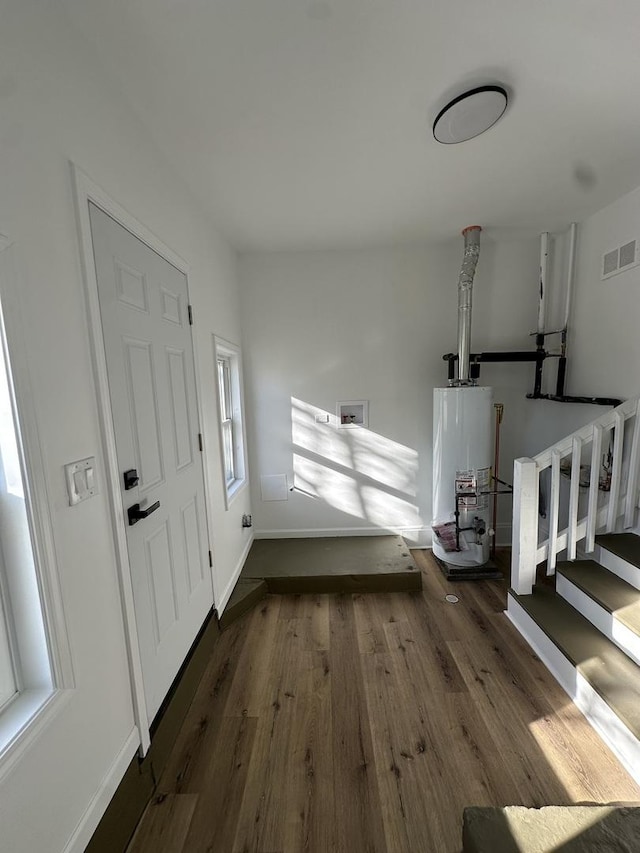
[443,351,543,364]
[447,355,455,382]
[533,333,545,397]
[442,348,620,408]
[555,356,567,397]
[526,393,622,407]
[555,328,568,397]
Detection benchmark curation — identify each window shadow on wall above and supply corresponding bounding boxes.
[290,396,423,531]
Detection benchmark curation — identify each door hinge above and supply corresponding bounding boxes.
[208,550,213,568]
[188,304,193,326]
[198,433,203,452]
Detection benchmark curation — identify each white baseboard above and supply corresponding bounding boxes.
[216,533,254,616]
[62,727,140,853]
[254,526,411,539]
[252,524,507,550]
[506,593,640,787]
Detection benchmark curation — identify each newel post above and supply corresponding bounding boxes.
[511,458,539,595]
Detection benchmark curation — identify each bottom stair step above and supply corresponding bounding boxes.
[510,585,640,743]
[462,805,640,853]
[219,579,267,630]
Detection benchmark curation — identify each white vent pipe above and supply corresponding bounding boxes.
[538,232,549,335]
[564,222,577,329]
[456,225,482,384]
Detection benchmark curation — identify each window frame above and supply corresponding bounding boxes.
[0,240,74,780]
[213,336,247,508]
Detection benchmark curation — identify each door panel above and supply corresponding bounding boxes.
[181,496,204,595]
[124,337,165,491]
[167,347,194,471]
[89,202,213,723]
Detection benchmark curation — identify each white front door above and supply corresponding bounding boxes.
[89,203,213,724]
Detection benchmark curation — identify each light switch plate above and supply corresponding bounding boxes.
[65,457,99,506]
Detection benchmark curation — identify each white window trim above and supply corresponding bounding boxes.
[213,336,248,509]
[0,238,74,781]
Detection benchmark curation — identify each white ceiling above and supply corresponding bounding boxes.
[60,0,640,252]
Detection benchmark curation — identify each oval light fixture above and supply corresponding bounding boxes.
[433,85,508,144]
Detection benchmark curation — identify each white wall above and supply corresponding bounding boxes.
[570,186,640,401]
[0,3,250,852]
[239,236,545,544]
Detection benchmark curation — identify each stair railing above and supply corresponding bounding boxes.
[512,396,640,595]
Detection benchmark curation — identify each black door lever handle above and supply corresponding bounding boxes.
[127,501,160,526]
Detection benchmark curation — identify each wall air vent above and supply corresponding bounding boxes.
[601,238,639,280]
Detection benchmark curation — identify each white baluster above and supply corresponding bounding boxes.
[567,437,582,560]
[606,411,624,532]
[547,450,561,574]
[624,400,640,528]
[586,424,603,553]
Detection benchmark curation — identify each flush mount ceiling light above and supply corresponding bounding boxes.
[433,85,508,144]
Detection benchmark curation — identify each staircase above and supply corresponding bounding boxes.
[507,397,640,786]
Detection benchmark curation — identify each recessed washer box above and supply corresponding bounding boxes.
[337,400,368,428]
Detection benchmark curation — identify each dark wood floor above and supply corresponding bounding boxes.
[127,551,640,853]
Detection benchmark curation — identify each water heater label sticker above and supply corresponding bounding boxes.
[455,472,477,508]
[477,467,491,508]
[455,467,490,509]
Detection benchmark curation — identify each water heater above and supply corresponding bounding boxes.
[432,386,492,567]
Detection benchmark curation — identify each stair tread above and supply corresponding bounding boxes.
[596,533,640,570]
[513,586,640,738]
[557,560,640,635]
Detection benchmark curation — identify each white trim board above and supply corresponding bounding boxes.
[506,593,640,787]
[216,532,254,616]
[61,727,139,853]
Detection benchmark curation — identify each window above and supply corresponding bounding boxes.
[218,356,235,485]
[0,245,71,769]
[214,337,246,505]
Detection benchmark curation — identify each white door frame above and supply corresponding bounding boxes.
[70,162,214,755]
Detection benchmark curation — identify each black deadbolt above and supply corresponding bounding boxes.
[123,469,139,490]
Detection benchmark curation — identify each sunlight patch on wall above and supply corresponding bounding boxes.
[291,397,422,529]
[292,397,418,493]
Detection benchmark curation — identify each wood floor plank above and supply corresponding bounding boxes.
[127,794,197,853]
[231,616,306,853]
[224,595,282,718]
[159,616,249,793]
[179,714,258,853]
[360,650,435,853]
[353,593,390,655]
[282,651,335,853]
[304,594,330,651]
[329,595,387,853]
